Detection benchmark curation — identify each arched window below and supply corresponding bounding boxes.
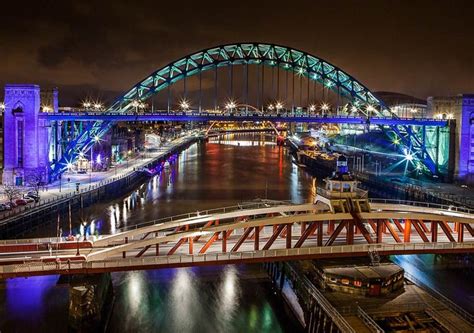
[12,101,24,114]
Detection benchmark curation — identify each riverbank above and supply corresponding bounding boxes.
[287,138,474,208]
[0,135,200,239]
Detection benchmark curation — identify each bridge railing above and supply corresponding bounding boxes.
[356,306,384,333]
[113,199,293,233]
[369,198,474,215]
[2,241,474,278]
[316,187,369,199]
[40,109,440,121]
[284,263,356,333]
[403,271,474,324]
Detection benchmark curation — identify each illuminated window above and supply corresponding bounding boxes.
[17,120,23,167]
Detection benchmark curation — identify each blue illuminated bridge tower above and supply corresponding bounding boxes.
[2,84,54,185]
[1,43,469,184]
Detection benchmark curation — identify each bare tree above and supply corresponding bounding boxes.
[25,170,46,197]
[2,183,21,203]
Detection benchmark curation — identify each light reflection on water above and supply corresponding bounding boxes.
[1,133,473,331]
[216,266,241,329]
[1,133,304,332]
[57,132,313,237]
[108,265,289,333]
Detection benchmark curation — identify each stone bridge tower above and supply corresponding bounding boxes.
[2,84,50,185]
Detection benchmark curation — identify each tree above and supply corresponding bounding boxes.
[2,183,21,203]
[25,170,46,197]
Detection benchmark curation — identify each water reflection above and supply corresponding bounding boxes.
[3,133,311,332]
[216,266,241,329]
[169,269,200,332]
[26,132,313,238]
[127,271,146,315]
[107,265,290,333]
[0,275,69,332]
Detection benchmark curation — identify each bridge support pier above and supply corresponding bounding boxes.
[68,273,114,332]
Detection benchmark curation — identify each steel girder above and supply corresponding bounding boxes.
[50,43,439,179]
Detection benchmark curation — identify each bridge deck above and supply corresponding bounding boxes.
[0,199,473,278]
[41,112,449,126]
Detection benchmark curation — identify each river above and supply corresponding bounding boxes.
[0,132,472,332]
[0,133,310,332]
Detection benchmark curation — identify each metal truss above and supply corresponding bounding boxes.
[50,43,440,179]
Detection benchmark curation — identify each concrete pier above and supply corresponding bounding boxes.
[68,273,114,332]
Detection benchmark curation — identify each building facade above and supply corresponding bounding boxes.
[2,85,55,185]
[427,95,474,182]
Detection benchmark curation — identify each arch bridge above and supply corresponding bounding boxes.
[42,43,450,180]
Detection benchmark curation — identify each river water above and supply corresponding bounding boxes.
[0,133,472,332]
[0,133,311,332]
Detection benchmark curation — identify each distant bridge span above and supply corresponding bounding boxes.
[0,199,473,278]
[42,112,448,127]
[48,42,447,179]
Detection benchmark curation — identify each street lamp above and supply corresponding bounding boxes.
[82,101,91,110]
[90,135,100,180]
[127,150,132,169]
[321,103,330,113]
[93,103,103,111]
[225,100,237,111]
[179,99,190,111]
[131,100,146,113]
[275,101,284,112]
[366,105,376,117]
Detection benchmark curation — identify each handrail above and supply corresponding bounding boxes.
[357,306,384,333]
[284,263,356,333]
[43,111,444,122]
[403,271,474,324]
[369,198,474,215]
[425,307,463,333]
[113,199,292,232]
[2,242,474,279]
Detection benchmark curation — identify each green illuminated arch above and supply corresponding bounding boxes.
[108,43,385,112]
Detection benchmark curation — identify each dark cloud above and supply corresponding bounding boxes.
[1,0,473,105]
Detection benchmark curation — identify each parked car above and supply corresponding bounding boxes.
[23,197,35,203]
[8,201,17,208]
[0,204,8,211]
[26,192,40,202]
[15,199,28,206]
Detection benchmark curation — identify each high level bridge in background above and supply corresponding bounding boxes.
[42,111,448,127]
[2,43,457,184]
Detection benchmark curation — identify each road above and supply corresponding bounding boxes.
[0,134,197,220]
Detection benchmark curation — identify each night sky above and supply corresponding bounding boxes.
[1,0,473,105]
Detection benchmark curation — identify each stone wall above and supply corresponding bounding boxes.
[3,84,50,185]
